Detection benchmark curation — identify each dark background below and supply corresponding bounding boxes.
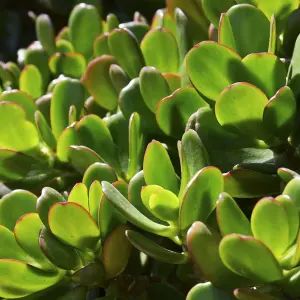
[0,0,165,62]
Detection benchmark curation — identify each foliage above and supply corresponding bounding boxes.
[1,0,300,299]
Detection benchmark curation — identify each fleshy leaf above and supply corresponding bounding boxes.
[102,225,132,280]
[187,222,247,289]
[216,192,252,236]
[141,28,179,73]
[126,230,188,264]
[50,79,85,139]
[108,28,145,78]
[0,259,65,299]
[49,202,100,250]
[251,197,289,257]
[83,56,118,111]
[36,14,56,55]
[139,66,171,113]
[68,183,89,211]
[36,187,66,229]
[0,190,37,231]
[39,227,81,270]
[101,181,174,237]
[0,90,36,123]
[14,213,55,270]
[219,234,283,283]
[19,65,43,99]
[215,82,269,140]
[83,162,117,189]
[143,140,179,194]
[187,41,242,101]
[69,3,102,58]
[224,169,281,198]
[263,86,296,140]
[156,87,208,137]
[179,167,223,235]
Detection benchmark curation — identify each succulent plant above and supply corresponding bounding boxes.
[3,0,300,299]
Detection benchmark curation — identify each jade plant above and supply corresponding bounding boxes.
[2,0,300,299]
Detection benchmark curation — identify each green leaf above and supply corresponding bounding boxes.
[0,149,42,181]
[141,28,179,73]
[127,112,144,180]
[35,111,56,151]
[36,187,66,229]
[0,102,40,153]
[141,185,164,215]
[128,171,161,221]
[187,282,234,300]
[109,64,130,94]
[36,14,56,55]
[0,259,65,299]
[68,146,103,174]
[56,125,79,162]
[126,230,188,264]
[101,181,174,237]
[178,129,209,198]
[143,140,179,194]
[56,286,87,300]
[278,168,300,183]
[276,195,299,246]
[68,183,89,211]
[282,177,300,209]
[88,181,102,223]
[83,162,117,189]
[76,115,121,172]
[50,79,85,139]
[24,44,50,90]
[72,262,105,287]
[187,222,247,289]
[242,53,286,99]
[0,190,37,231]
[216,82,269,140]
[164,73,182,92]
[179,167,224,234]
[106,13,119,32]
[225,4,270,57]
[268,15,276,54]
[49,202,100,250]
[69,3,102,58]
[39,227,81,270]
[149,189,180,222]
[202,0,235,28]
[216,192,252,236]
[119,78,160,133]
[14,213,55,270]
[224,169,281,198]
[0,225,29,262]
[254,0,298,31]
[263,86,296,140]
[19,65,43,99]
[156,87,208,138]
[219,234,283,283]
[108,28,145,78]
[187,41,242,101]
[56,39,74,53]
[251,197,289,257]
[83,56,118,111]
[98,181,128,243]
[139,66,171,113]
[93,33,111,57]
[49,53,86,78]
[119,22,149,43]
[0,90,36,123]
[218,13,237,52]
[102,225,132,280]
